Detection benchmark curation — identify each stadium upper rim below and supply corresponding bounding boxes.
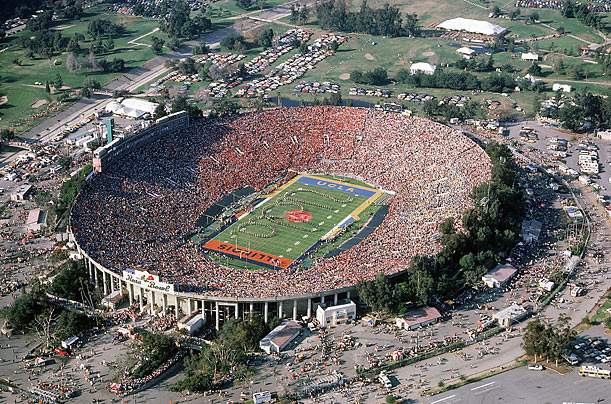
[70,106,492,300]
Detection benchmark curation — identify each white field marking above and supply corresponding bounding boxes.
[471,381,495,391]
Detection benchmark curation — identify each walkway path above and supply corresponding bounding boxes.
[128,27,159,48]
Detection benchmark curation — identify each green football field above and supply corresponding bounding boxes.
[203,175,382,268]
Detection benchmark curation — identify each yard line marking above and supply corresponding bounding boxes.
[471,381,495,391]
[430,395,456,404]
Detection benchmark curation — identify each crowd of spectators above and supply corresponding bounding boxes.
[71,106,491,299]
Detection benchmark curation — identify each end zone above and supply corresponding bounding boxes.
[202,239,294,269]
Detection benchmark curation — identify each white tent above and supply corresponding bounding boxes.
[437,18,507,36]
[121,98,158,114]
[521,52,539,61]
[410,62,437,75]
[457,47,476,56]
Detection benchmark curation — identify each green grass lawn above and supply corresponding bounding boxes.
[534,9,603,44]
[0,4,167,130]
[206,175,382,266]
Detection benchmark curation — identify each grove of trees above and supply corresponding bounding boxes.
[522,314,576,365]
[315,0,405,37]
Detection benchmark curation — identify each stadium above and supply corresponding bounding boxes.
[71,106,491,328]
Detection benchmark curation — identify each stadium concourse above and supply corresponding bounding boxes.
[70,106,491,328]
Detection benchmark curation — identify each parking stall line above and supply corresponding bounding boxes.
[471,381,495,391]
[430,394,457,404]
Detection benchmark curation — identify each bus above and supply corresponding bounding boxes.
[579,366,611,379]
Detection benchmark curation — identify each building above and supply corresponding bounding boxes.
[521,219,542,243]
[409,62,437,75]
[456,47,476,59]
[26,208,47,232]
[395,307,442,330]
[598,130,611,141]
[253,392,273,404]
[178,312,205,335]
[101,289,126,310]
[436,18,507,36]
[316,301,356,327]
[259,320,302,354]
[492,304,527,327]
[482,263,518,288]
[10,184,33,201]
[539,278,555,292]
[521,52,539,61]
[105,98,159,119]
[552,83,572,93]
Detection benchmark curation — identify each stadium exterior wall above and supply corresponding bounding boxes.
[92,111,190,173]
[72,238,356,329]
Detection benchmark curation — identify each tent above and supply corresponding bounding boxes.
[437,18,507,36]
[410,62,437,75]
[456,47,476,58]
[392,351,404,361]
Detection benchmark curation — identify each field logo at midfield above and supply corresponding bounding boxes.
[286,210,312,223]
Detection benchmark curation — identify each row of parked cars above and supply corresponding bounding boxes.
[350,88,392,98]
[294,82,340,94]
[236,33,347,98]
[571,338,611,364]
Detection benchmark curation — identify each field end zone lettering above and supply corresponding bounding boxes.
[316,181,355,193]
[202,239,293,268]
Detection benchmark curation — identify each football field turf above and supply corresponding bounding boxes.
[202,174,384,269]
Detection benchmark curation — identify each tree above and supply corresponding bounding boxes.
[492,5,501,16]
[404,13,419,36]
[45,81,51,93]
[53,73,63,90]
[553,58,565,74]
[54,310,95,342]
[256,28,274,48]
[257,0,266,9]
[522,318,548,363]
[220,33,245,50]
[350,69,363,82]
[567,63,584,79]
[527,62,542,76]
[83,78,101,90]
[510,9,520,20]
[80,87,91,98]
[236,0,252,9]
[329,41,339,51]
[35,190,52,207]
[299,42,309,54]
[356,273,396,313]
[151,36,164,55]
[329,92,342,106]
[154,103,168,120]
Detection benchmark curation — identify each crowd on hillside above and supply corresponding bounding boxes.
[71,107,491,299]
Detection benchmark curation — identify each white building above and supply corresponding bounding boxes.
[316,301,357,327]
[482,263,518,288]
[456,47,476,59]
[26,208,47,232]
[409,62,437,75]
[521,52,539,61]
[437,18,507,36]
[105,98,159,119]
[539,278,555,292]
[178,312,205,335]
[259,320,302,354]
[492,304,527,327]
[395,307,442,330]
[552,83,572,93]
